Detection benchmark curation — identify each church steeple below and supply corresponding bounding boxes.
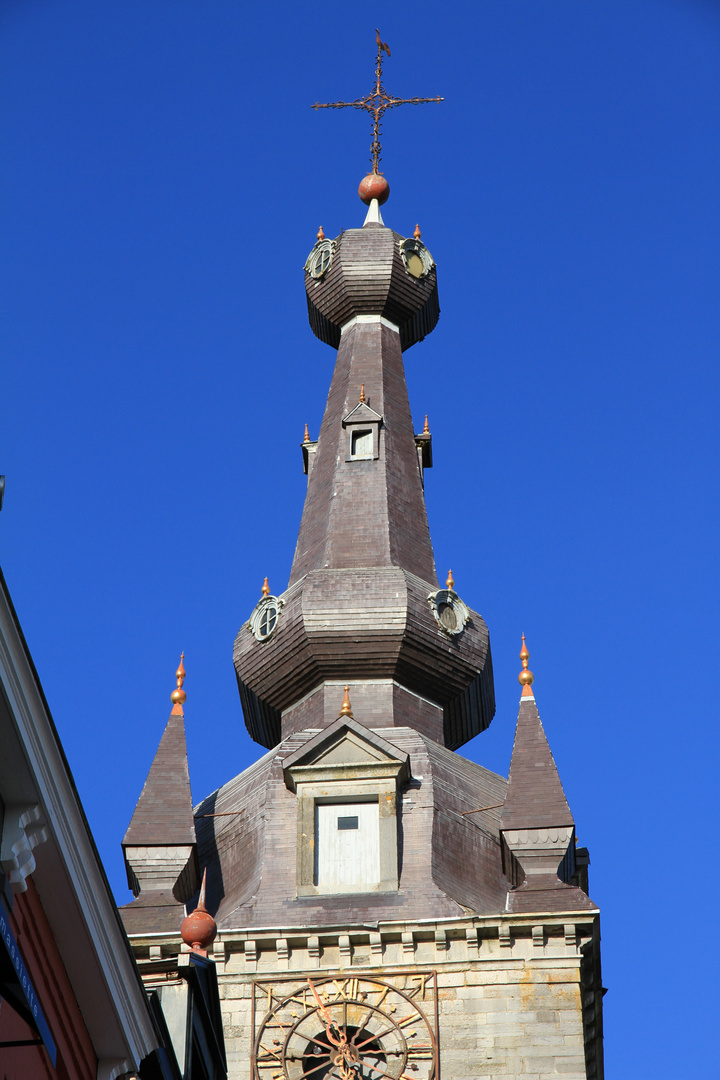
[233,42,494,752]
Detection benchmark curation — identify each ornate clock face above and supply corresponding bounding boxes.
[253,973,438,1080]
[399,239,434,280]
[427,589,469,637]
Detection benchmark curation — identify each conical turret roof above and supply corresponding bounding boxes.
[501,693,574,832]
[123,656,196,847]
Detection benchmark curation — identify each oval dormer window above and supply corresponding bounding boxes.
[249,595,284,642]
[305,239,335,279]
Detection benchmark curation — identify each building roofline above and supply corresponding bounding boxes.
[0,564,160,1071]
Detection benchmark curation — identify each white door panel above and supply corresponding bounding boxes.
[315,802,380,888]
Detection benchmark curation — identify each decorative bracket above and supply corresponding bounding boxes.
[0,804,48,894]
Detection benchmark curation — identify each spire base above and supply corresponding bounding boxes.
[363,198,385,226]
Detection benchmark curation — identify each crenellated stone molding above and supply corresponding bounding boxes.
[130,912,599,975]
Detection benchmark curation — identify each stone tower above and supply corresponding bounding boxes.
[120,43,605,1080]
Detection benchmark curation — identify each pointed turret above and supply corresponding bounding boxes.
[501,638,595,912]
[122,655,199,904]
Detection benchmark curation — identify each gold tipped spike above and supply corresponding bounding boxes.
[262,577,270,597]
[170,652,187,714]
[423,414,430,434]
[359,383,366,403]
[304,423,310,443]
[518,633,535,696]
[446,570,455,591]
[339,685,353,718]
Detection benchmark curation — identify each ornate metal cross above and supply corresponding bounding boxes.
[312,29,444,175]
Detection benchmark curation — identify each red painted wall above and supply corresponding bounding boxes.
[0,880,96,1080]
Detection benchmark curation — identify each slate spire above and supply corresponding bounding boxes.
[122,655,199,903]
[501,638,595,912]
[289,214,438,586]
[232,193,496,750]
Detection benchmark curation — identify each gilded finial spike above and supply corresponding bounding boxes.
[261,576,270,597]
[446,569,454,591]
[317,225,325,241]
[423,414,430,435]
[339,685,354,718]
[414,224,421,240]
[518,633,535,695]
[170,652,187,713]
[359,383,366,403]
[304,423,310,443]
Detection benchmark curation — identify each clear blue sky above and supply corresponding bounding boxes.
[2,2,718,1076]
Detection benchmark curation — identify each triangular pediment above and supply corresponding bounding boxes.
[282,717,409,790]
[342,401,383,426]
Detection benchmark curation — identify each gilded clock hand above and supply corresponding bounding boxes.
[307,978,347,1053]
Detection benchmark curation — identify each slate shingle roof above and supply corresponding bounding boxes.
[123,711,196,847]
[501,695,574,832]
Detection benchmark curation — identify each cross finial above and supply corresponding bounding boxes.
[312,30,443,180]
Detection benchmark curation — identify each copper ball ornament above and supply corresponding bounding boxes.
[358,173,390,205]
[180,903,217,952]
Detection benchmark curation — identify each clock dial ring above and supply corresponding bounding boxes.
[283,998,408,1080]
[253,975,437,1080]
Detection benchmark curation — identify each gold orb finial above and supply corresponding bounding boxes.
[359,383,366,403]
[170,652,187,713]
[518,633,535,695]
[423,414,430,435]
[414,224,421,240]
[446,569,454,591]
[304,422,310,443]
[261,577,270,597]
[317,225,325,241]
[339,685,353,718]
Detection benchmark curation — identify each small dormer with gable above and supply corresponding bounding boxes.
[283,716,409,896]
[342,398,383,461]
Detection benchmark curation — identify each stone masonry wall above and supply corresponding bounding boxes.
[138,916,597,1080]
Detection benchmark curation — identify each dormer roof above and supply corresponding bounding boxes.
[342,400,383,426]
[283,716,410,790]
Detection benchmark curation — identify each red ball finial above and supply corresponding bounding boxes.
[358,173,390,206]
[180,868,217,955]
